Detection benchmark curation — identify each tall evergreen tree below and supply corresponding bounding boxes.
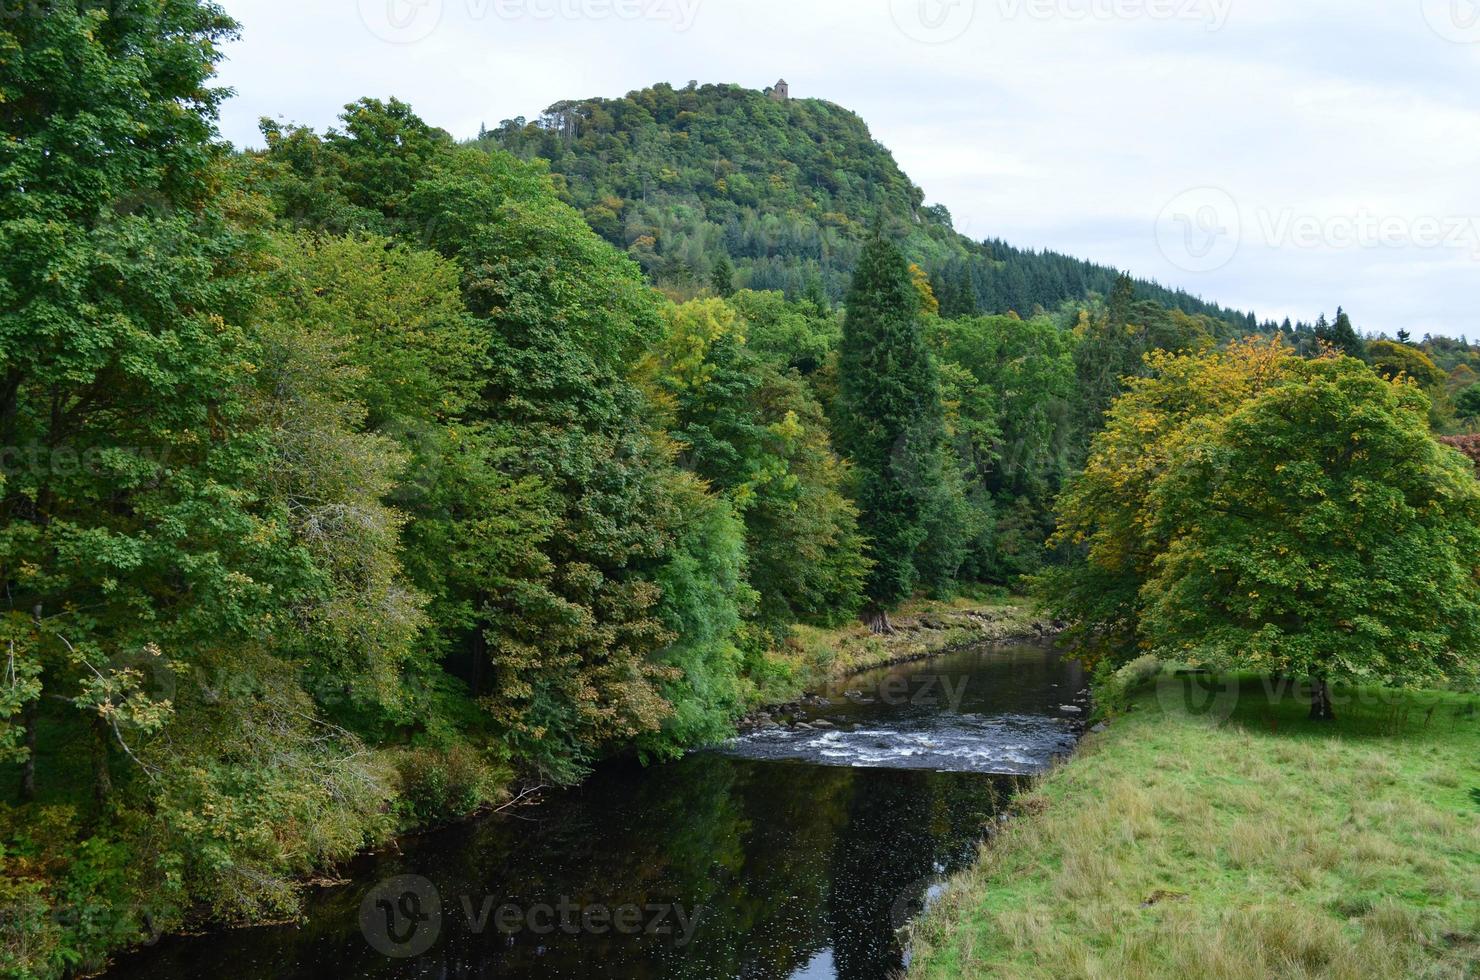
[710,254,735,298]
[1315,307,1365,359]
[835,236,945,632]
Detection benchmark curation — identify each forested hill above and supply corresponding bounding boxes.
[481,81,1257,327]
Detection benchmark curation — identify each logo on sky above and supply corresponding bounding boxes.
[1421,0,1480,42]
[890,0,977,44]
[359,0,445,44]
[360,875,442,958]
[1156,186,1241,274]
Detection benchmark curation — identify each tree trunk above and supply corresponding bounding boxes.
[90,716,113,809]
[1308,673,1335,722]
[863,607,894,635]
[471,628,486,698]
[19,700,37,802]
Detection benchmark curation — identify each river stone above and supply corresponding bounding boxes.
[1059,705,1082,714]
[812,719,835,728]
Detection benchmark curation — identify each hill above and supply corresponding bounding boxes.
[481,81,1257,328]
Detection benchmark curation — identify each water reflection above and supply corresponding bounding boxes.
[106,643,1080,980]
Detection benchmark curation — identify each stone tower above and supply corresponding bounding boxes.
[770,78,790,102]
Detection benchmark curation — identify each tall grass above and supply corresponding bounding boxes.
[909,676,1480,979]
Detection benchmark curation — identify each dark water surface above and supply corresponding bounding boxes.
[106,642,1085,980]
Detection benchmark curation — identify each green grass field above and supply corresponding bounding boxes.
[908,674,1480,979]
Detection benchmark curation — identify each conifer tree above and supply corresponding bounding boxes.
[1316,307,1365,359]
[835,236,946,632]
[711,255,736,297]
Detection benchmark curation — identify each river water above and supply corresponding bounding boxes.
[106,641,1086,979]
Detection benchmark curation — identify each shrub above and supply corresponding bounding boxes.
[395,745,508,825]
[1092,654,1163,719]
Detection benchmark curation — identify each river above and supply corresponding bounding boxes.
[105,640,1086,979]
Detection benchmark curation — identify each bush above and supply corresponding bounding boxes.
[1092,654,1163,719]
[395,745,507,825]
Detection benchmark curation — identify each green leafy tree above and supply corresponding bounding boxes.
[0,0,310,806]
[252,101,684,779]
[1367,339,1445,390]
[1141,356,1480,718]
[930,314,1076,579]
[641,474,752,758]
[1044,341,1480,719]
[642,298,867,631]
[835,236,947,630]
[1040,339,1301,654]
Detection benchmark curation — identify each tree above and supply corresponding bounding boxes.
[1315,307,1365,359]
[642,298,867,631]
[909,263,940,317]
[255,101,685,779]
[1142,356,1480,718]
[0,0,315,805]
[835,236,946,631]
[1457,383,1480,421]
[1366,339,1445,390]
[1041,339,1298,653]
[930,314,1076,579]
[710,254,735,297]
[1043,341,1480,719]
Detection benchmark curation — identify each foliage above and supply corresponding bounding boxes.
[1043,341,1480,714]
[929,313,1077,580]
[835,236,952,618]
[642,476,751,758]
[7,10,1475,973]
[484,83,1256,327]
[1455,383,1480,421]
[1040,338,1300,652]
[643,298,868,632]
[1314,307,1366,359]
[395,743,509,825]
[1140,357,1480,700]
[1367,339,1445,390]
[1089,654,1163,719]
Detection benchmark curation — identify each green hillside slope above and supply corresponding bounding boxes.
[482,81,1256,327]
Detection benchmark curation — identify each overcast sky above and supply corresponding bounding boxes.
[214,0,1480,337]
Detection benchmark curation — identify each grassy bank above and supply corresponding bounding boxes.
[909,673,1480,979]
[749,592,1057,712]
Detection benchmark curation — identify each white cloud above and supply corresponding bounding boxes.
[214,0,1480,335]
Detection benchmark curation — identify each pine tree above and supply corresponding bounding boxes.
[710,254,735,298]
[835,236,946,631]
[1315,307,1365,359]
